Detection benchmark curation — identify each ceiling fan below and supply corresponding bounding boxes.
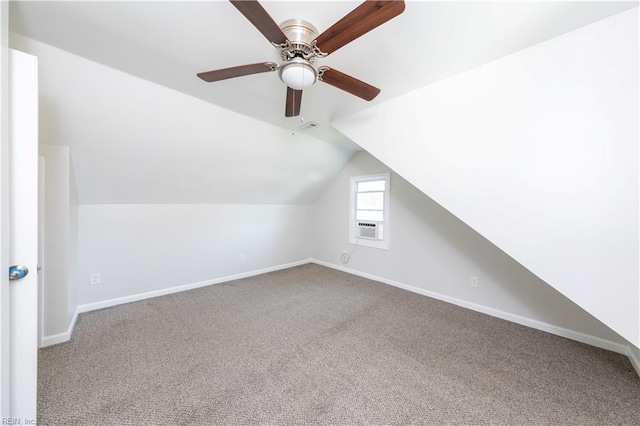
[197,0,405,117]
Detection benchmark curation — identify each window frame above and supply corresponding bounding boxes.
[349,173,390,250]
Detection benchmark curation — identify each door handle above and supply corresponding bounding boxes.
[9,265,29,281]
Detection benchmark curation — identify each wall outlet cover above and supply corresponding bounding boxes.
[90,273,101,285]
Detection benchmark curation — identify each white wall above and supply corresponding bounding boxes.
[39,144,77,338]
[78,204,312,305]
[333,9,639,347]
[314,151,625,345]
[68,161,78,324]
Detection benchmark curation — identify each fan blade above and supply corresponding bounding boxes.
[319,68,380,101]
[285,87,302,117]
[197,62,277,82]
[230,0,288,45]
[314,1,405,55]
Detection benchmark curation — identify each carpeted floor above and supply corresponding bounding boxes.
[38,264,640,425]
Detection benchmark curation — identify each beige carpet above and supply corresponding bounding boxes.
[38,264,639,425]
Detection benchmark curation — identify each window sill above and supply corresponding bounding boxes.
[349,237,390,250]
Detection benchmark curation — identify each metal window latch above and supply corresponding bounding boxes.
[9,265,29,281]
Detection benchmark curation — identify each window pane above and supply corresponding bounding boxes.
[357,192,383,210]
[356,210,384,221]
[358,180,385,192]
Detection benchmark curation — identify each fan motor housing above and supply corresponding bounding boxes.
[279,19,320,62]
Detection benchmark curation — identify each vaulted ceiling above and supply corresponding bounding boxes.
[10,1,634,144]
[8,1,635,204]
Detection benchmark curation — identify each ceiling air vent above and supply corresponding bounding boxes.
[296,121,320,131]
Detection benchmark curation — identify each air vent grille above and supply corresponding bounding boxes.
[357,222,378,239]
[296,122,319,131]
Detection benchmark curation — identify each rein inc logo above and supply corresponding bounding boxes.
[2,419,35,425]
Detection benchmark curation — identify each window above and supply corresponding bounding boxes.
[349,173,390,249]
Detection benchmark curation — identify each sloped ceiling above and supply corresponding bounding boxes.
[12,35,352,204]
[8,1,635,204]
[10,1,634,143]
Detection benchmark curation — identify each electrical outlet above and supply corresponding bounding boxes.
[470,276,479,288]
[240,254,246,262]
[90,273,101,285]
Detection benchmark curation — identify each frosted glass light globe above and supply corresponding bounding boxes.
[279,60,317,90]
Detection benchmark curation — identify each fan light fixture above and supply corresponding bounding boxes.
[279,58,317,90]
[197,1,405,117]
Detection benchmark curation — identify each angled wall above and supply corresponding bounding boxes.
[333,9,639,346]
[313,151,626,348]
[9,34,353,205]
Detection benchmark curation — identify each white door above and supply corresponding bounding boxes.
[3,48,39,422]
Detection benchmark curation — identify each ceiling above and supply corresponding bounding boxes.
[9,1,636,145]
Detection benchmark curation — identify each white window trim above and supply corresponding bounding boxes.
[349,173,390,250]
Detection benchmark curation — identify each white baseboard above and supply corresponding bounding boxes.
[41,308,79,348]
[42,259,312,347]
[311,259,630,357]
[627,346,640,377]
[77,258,313,314]
[40,257,640,379]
